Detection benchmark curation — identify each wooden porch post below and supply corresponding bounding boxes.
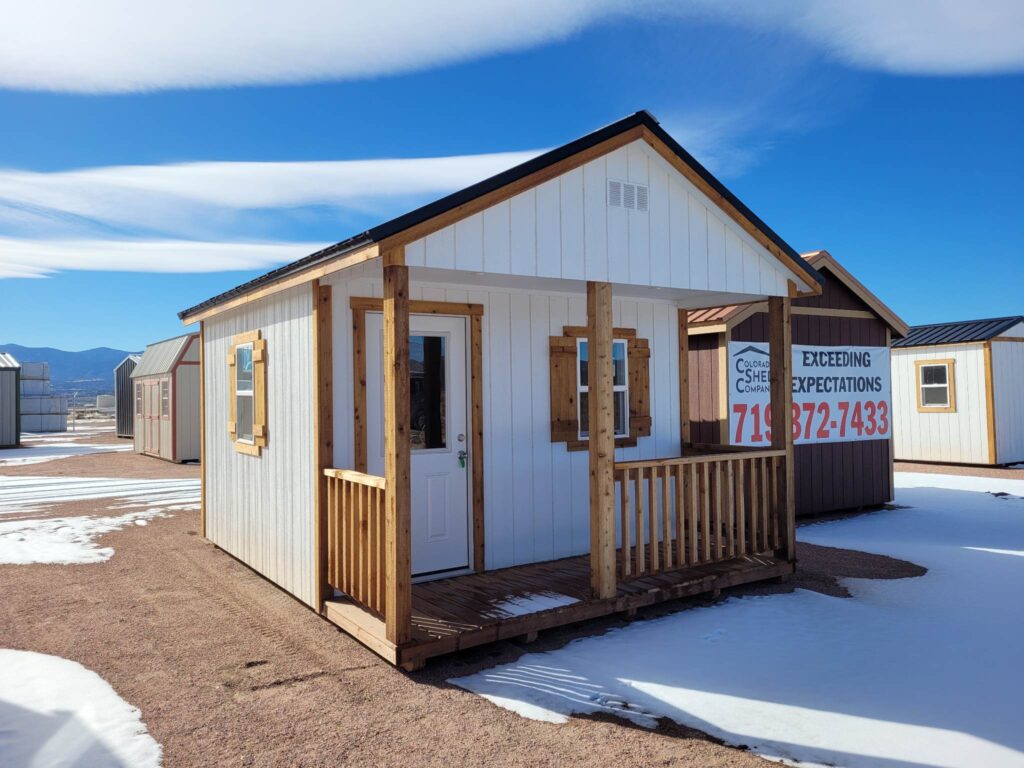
[312,281,334,608]
[677,309,690,448]
[588,281,616,599]
[383,258,412,645]
[768,296,796,562]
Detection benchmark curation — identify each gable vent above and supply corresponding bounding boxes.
[607,179,622,208]
[607,179,648,213]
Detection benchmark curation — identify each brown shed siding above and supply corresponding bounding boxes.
[687,332,723,444]
[690,267,894,517]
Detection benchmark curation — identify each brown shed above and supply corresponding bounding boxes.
[687,250,908,516]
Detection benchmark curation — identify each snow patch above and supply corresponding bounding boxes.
[0,476,200,515]
[0,508,167,564]
[0,476,200,564]
[0,649,161,767]
[484,592,579,619]
[0,442,131,466]
[452,472,1024,768]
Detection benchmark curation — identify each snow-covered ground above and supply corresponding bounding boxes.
[1,425,128,466]
[0,476,200,564]
[452,472,1024,768]
[0,649,161,767]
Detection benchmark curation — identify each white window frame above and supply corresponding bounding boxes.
[918,362,951,409]
[576,337,629,440]
[235,342,255,444]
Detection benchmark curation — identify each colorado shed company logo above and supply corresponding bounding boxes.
[732,344,772,395]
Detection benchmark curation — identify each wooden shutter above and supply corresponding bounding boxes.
[227,345,236,438]
[549,335,579,442]
[628,337,651,438]
[253,337,268,447]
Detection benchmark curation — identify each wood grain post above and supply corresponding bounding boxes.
[587,281,616,599]
[678,309,690,449]
[768,296,795,562]
[313,281,334,608]
[383,259,412,644]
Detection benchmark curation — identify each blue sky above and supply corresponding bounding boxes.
[1,2,1022,351]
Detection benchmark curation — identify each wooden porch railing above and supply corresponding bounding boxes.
[325,468,387,616]
[613,449,785,580]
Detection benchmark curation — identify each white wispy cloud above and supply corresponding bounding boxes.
[0,151,541,238]
[0,237,324,279]
[0,1,1020,93]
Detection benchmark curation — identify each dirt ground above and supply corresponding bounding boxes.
[1,431,927,768]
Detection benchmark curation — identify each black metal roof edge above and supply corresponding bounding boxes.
[892,315,1024,347]
[179,110,820,320]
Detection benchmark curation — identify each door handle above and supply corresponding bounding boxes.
[457,449,468,469]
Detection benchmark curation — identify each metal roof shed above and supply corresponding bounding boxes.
[114,354,142,438]
[891,316,1024,465]
[0,352,20,448]
[131,334,200,462]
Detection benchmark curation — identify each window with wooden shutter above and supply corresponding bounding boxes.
[228,330,267,456]
[549,326,650,451]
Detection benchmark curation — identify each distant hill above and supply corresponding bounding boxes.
[0,343,137,396]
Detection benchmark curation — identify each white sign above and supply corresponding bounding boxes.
[728,342,891,446]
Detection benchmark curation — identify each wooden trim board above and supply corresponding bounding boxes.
[313,281,334,607]
[199,321,206,537]
[983,341,997,464]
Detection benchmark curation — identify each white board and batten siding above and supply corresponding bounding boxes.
[891,345,991,465]
[325,265,681,571]
[403,139,806,299]
[203,284,318,607]
[992,339,1024,465]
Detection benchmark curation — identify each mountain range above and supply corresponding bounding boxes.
[0,343,137,395]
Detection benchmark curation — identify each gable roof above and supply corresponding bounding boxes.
[688,250,908,336]
[0,352,18,370]
[132,335,195,378]
[180,110,823,323]
[892,316,1024,348]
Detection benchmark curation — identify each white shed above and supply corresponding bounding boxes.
[0,352,20,448]
[892,316,1024,466]
[131,334,200,462]
[179,111,825,668]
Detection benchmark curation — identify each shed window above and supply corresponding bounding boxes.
[160,380,170,418]
[577,338,629,439]
[135,383,143,416]
[235,344,254,441]
[228,330,267,455]
[549,326,650,451]
[917,360,955,412]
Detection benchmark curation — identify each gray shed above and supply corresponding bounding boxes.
[131,334,200,462]
[0,352,20,448]
[114,354,142,438]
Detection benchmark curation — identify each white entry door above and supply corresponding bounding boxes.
[365,313,472,578]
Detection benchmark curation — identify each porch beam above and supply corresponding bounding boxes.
[768,296,796,562]
[383,259,412,644]
[587,281,616,599]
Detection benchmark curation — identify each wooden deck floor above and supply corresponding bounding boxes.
[324,552,792,669]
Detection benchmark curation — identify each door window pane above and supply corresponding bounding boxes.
[411,335,446,450]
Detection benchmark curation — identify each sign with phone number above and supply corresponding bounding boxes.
[728,342,891,446]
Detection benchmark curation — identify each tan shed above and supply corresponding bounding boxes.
[131,333,200,462]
